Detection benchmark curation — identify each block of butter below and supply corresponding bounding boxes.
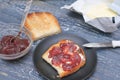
[85,3,117,20]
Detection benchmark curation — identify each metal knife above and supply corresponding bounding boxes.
[83,40,120,48]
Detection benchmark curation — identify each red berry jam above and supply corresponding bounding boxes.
[48,41,81,71]
[0,35,29,55]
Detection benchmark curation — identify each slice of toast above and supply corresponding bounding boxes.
[24,12,61,41]
[42,40,86,78]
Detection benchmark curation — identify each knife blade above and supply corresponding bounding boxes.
[83,40,120,48]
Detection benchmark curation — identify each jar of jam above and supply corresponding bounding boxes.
[0,28,33,60]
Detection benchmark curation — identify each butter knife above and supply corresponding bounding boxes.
[83,40,120,48]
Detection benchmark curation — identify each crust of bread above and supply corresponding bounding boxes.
[42,40,86,78]
[24,12,61,41]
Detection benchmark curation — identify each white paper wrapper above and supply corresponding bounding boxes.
[61,0,120,33]
[109,0,120,15]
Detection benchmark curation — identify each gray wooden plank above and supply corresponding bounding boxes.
[0,0,120,80]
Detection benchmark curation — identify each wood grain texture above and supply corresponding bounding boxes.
[0,0,120,80]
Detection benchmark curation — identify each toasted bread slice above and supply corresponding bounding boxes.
[42,40,86,78]
[24,12,61,41]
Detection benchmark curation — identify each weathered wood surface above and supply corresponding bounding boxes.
[0,0,120,80]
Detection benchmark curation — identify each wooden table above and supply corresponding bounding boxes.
[0,0,120,80]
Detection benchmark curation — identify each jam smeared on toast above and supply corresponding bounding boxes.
[48,41,81,71]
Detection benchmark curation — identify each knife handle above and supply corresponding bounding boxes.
[112,41,120,48]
